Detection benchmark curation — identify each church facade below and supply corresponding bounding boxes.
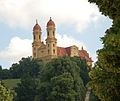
[32,18,93,66]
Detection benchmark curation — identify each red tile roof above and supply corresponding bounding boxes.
[57,47,68,56]
[79,50,93,62]
[57,46,93,62]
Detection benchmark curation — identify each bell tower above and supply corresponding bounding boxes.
[46,17,57,59]
[32,20,42,58]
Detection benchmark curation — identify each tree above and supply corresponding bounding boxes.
[0,81,13,101]
[70,57,90,85]
[35,57,86,101]
[88,0,120,21]
[1,69,11,80]
[14,59,44,101]
[10,57,43,78]
[14,75,39,101]
[88,0,120,100]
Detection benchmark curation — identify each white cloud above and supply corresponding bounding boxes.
[56,34,87,50]
[0,37,32,65]
[0,34,88,67]
[0,0,101,31]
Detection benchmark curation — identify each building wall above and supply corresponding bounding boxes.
[70,45,79,57]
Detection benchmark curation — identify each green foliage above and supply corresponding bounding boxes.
[70,57,90,85]
[14,57,89,101]
[14,75,39,101]
[0,81,13,101]
[88,0,120,21]
[0,69,11,80]
[36,57,86,101]
[88,0,120,101]
[14,59,44,101]
[10,57,43,78]
[89,91,100,101]
[89,19,120,101]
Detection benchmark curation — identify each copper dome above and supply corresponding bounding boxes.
[33,20,41,31]
[47,17,55,27]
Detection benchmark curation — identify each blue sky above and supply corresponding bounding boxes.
[0,0,112,69]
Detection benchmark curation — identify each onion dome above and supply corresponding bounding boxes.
[33,20,41,31]
[47,17,55,27]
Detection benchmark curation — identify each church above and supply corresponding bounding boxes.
[32,18,93,66]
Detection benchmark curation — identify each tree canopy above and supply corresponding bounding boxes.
[14,57,89,101]
[36,57,86,101]
[88,0,120,21]
[88,0,120,100]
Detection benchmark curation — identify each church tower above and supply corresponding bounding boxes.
[46,18,57,60]
[32,20,42,59]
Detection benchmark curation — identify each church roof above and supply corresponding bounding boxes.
[47,17,55,27]
[57,46,93,62]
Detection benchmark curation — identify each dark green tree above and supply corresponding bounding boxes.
[88,0,120,100]
[88,0,120,21]
[70,57,90,85]
[10,57,43,78]
[1,69,11,79]
[10,63,20,79]
[35,57,86,101]
[14,75,39,101]
[14,59,44,101]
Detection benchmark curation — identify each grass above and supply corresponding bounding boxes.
[2,79,20,90]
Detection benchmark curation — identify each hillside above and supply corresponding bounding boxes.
[2,79,20,90]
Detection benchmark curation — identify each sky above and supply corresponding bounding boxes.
[0,0,112,69]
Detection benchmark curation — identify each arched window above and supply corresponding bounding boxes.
[34,35,35,40]
[53,49,55,54]
[53,44,55,47]
[47,31,49,36]
[53,31,55,36]
[48,50,50,54]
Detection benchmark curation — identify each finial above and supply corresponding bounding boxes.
[36,19,38,24]
[50,17,52,20]
[81,46,84,50]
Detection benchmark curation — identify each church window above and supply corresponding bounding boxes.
[34,53,36,57]
[48,50,50,54]
[39,35,40,39]
[48,44,49,47]
[53,31,55,36]
[48,31,49,36]
[53,44,55,47]
[53,49,55,54]
[34,35,35,40]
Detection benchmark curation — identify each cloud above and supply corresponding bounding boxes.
[0,37,32,64]
[0,0,101,31]
[56,34,87,50]
[0,34,88,67]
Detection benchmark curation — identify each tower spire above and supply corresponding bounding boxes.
[81,46,84,50]
[36,19,38,24]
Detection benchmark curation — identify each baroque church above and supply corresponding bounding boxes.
[32,18,93,66]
